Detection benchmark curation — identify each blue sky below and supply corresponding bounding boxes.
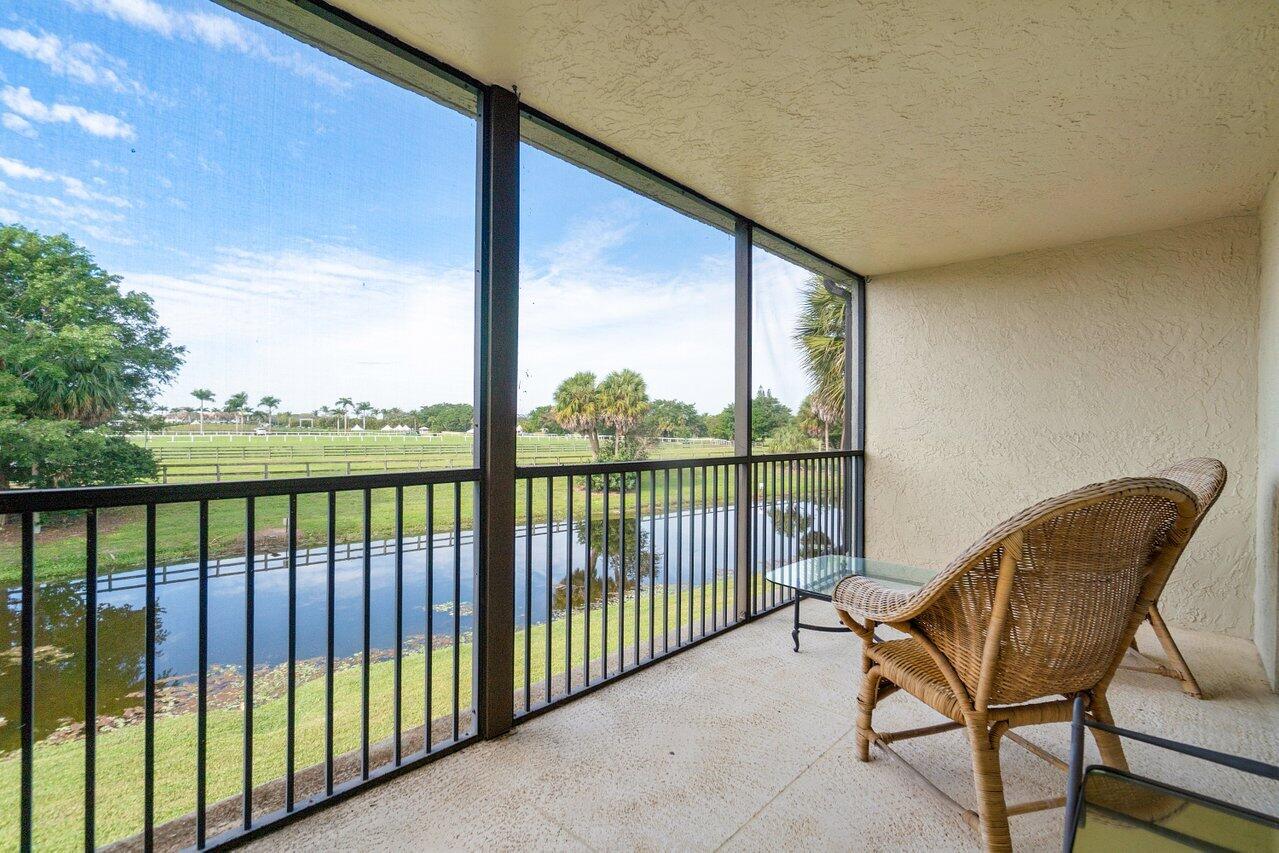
[0,0,812,415]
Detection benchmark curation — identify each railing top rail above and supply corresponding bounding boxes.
[0,467,480,513]
[749,449,862,463]
[515,448,860,477]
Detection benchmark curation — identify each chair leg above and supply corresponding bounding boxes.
[856,664,882,762]
[1087,692,1129,772]
[967,720,1012,853]
[1147,605,1203,699]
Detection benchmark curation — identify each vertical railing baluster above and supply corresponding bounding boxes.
[143,505,155,851]
[633,472,641,666]
[394,486,404,765]
[662,469,670,655]
[832,456,839,549]
[819,458,825,553]
[815,457,823,550]
[727,464,732,625]
[840,456,847,550]
[814,457,822,549]
[243,497,256,828]
[84,509,97,852]
[451,482,461,742]
[782,460,792,593]
[286,494,297,809]
[565,475,573,694]
[833,457,844,549]
[361,488,371,779]
[678,468,685,646]
[649,470,656,661]
[770,461,777,607]
[831,456,838,550]
[584,483,592,686]
[603,477,610,679]
[619,473,626,673]
[821,456,829,550]
[524,477,532,712]
[325,491,335,795]
[425,484,434,753]
[19,512,33,853]
[545,478,553,704]
[726,465,733,626]
[693,465,699,636]
[700,466,707,638]
[711,465,718,632]
[197,499,209,847]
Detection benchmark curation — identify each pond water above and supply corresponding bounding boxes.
[0,502,829,749]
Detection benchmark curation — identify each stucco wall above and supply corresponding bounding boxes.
[866,216,1260,639]
[1258,176,1279,686]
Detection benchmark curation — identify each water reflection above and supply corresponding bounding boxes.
[0,581,163,752]
[554,517,652,611]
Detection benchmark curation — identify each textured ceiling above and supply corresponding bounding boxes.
[332,0,1279,275]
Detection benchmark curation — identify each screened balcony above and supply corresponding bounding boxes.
[1,1,1277,852]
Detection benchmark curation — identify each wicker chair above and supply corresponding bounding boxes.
[832,476,1200,852]
[1120,458,1227,699]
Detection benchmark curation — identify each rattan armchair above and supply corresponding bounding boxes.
[1120,458,1227,698]
[832,476,1200,852]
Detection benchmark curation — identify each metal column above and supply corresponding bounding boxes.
[734,217,753,619]
[475,84,519,738]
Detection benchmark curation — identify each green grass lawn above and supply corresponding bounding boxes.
[0,579,744,850]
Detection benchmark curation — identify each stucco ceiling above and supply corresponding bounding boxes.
[332,0,1279,276]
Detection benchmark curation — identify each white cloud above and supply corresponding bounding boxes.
[0,85,135,139]
[65,0,349,92]
[125,244,475,410]
[2,113,37,138]
[0,179,125,223]
[0,27,145,94]
[0,155,130,208]
[0,177,132,244]
[0,155,48,182]
[90,158,128,175]
[516,213,738,412]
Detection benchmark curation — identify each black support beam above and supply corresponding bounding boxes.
[474,84,520,739]
[734,218,753,619]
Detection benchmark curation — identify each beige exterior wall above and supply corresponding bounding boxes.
[1258,176,1279,687]
[865,216,1261,639]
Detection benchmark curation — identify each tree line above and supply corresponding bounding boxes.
[171,393,475,434]
[524,370,843,466]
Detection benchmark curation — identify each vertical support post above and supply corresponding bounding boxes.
[840,279,856,555]
[829,273,865,557]
[734,217,753,620]
[853,275,866,557]
[475,84,519,739]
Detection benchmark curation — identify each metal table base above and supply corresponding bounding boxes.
[791,591,850,652]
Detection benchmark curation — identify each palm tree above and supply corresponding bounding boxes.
[552,372,601,457]
[258,395,281,427]
[225,391,249,431]
[597,369,649,453]
[356,401,373,429]
[793,276,846,445]
[191,388,214,434]
[333,397,353,431]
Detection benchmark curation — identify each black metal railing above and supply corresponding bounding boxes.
[0,449,857,850]
[0,469,479,851]
[511,450,856,718]
[748,452,852,614]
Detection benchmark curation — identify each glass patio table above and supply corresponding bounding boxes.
[765,555,937,651]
